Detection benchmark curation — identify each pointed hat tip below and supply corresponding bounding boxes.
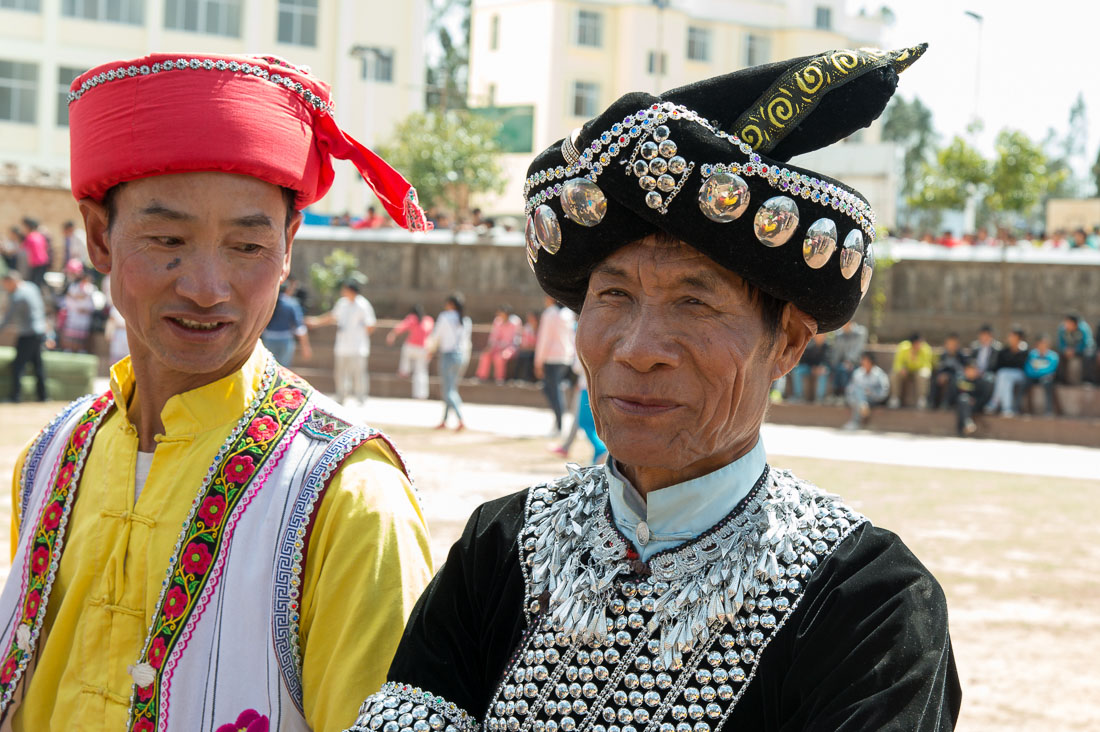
[890,43,928,74]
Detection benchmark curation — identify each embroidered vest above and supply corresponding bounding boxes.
[348,466,864,732]
[0,365,410,731]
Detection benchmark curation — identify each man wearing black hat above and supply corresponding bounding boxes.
[347,45,960,732]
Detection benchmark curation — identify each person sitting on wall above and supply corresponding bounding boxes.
[931,332,968,409]
[1025,334,1060,416]
[984,328,1029,417]
[887,332,934,409]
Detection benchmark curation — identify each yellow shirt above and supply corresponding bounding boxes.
[10,347,433,731]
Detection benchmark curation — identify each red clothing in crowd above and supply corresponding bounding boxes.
[392,313,434,347]
[22,231,50,267]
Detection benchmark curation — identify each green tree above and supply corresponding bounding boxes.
[376,110,506,217]
[309,249,363,311]
[908,135,988,216]
[986,129,1066,228]
[881,95,937,226]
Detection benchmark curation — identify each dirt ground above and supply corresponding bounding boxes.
[2,402,1098,730]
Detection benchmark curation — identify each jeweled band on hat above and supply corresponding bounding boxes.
[68,53,430,231]
[523,45,925,332]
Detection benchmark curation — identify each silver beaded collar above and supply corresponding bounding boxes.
[520,465,864,667]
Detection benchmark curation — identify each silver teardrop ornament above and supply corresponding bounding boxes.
[802,218,837,269]
[753,196,799,247]
[533,205,562,254]
[839,229,864,279]
[860,245,875,297]
[560,178,607,227]
[524,215,539,270]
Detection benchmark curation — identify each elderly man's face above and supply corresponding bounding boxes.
[578,237,811,486]
[83,172,297,386]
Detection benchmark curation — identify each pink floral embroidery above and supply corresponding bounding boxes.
[215,709,269,732]
[181,542,213,575]
[149,636,168,669]
[72,422,93,448]
[24,590,41,619]
[272,388,304,410]
[92,394,111,411]
[41,500,65,530]
[137,682,154,701]
[0,657,17,684]
[57,462,75,488]
[224,454,256,485]
[247,415,279,443]
[133,718,155,732]
[30,546,50,576]
[198,495,226,526]
[162,586,187,620]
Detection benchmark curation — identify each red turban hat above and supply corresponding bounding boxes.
[67,53,430,231]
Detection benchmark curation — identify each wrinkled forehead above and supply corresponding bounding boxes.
[595,234,751,295]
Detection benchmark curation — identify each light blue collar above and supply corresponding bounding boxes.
[605,438,767,561]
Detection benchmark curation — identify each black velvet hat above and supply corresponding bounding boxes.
[523,45,925,332]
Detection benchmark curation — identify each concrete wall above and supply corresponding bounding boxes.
[291,231,1100,341]
[868,257,1100,343]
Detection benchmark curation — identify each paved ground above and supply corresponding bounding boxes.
[2,396,1098,730]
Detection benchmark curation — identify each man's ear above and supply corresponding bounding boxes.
[79,197,112,275]
[771,303,817,379]
[281,211,302,283]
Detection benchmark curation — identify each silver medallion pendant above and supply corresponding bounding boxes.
[802,218,838,269]
[753,196,799,247]
[697,173,750,223]
[561,178,608,228]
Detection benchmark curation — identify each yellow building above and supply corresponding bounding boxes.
[0,0,428,217]
[469,0,902,226]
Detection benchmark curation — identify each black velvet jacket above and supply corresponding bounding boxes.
[376,483,961,732]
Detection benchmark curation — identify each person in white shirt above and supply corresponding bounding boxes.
[430,292,468,430]
[307,279,377,405]
[534,296,576,435]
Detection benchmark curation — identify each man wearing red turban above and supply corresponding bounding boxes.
[0,54,433,732]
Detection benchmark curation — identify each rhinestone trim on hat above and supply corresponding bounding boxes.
[67,57,335,116]
[523,102,876,241]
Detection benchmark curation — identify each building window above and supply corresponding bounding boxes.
[0,0,41,11]
[487,83,497,106]
[165,0,241,38]
[62,0,144,24]
[277,0,316,46]
[56,66,84,127]
[687,26,710,62]
[572,80,598,117]
[814,6,832,30]
[575,9,602,47]
[489,13,500,51]
[0,60,37,124]
[646,51,666,76]
[745,34,770,66]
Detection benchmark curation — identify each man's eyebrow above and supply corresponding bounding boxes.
[228,213,276,229]
[591,263,629,278]
[676,272,722,292]
[138,202,196,221]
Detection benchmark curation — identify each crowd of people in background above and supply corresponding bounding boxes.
[1,218,122,402]
[3,212,1097,449]
[897,225,1100,250]
[773,315,1098,435]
